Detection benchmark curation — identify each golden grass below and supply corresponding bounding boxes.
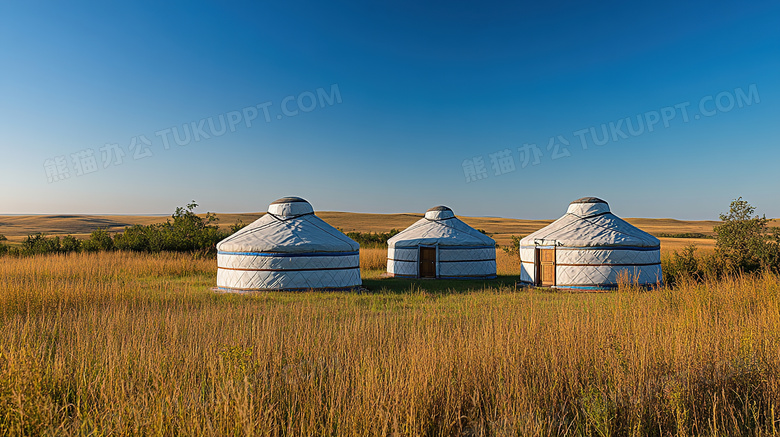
[359,247,387,272]
[659,237,716,254]
[1,251,779,435]
[622,218,719,237]
[496,248,520,276]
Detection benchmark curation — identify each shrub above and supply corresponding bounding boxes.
[662,197,780,287]
[21,233,61,255]
[662,245,703,286]
[714,197,780,274]
[7,234,81,256]
[1,202,237,258]
[343,229,401,248]
[114,225,152,252]
[61,235,82,253]
[82,229,115,252]
[113,201,229,255]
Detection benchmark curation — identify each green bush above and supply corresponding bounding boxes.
[82,229,115,252]
[21,234,61,255]
[714,197,780,274]
[661,245,730,287]
[112,201,235,255]
[61,235,81,253]
[114,224,152,252]
[662,245,704,286]
[663,198,780,287]
[343,229,401,248]
[0,233,80,256]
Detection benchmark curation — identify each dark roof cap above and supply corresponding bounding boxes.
[570,197,608,205]
[426,205,452,212]
[270,196,309,205]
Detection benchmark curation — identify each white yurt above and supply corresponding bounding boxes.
[519,197,661,289]
[387,206,496,279]
[216,197,361,291]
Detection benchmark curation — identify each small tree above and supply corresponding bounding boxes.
[714,197,780,273]
[500,235,523,259]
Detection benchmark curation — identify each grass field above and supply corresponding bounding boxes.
[1,250,779,435]
[2,212,776,435]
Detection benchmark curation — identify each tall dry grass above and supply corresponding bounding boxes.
[1,252,779,435]
[496,249,519,276]
[359,248,387,272]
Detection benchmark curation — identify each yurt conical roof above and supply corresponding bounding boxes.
[217,197,359,253]
[388,206,495,247]
[520,197,659,248]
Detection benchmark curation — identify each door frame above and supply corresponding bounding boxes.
[535,245,556,287]
[418,245,437,278]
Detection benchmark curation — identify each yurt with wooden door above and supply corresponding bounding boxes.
[216,197,361,291]
[519,197,661,289]
[387,206,496,279]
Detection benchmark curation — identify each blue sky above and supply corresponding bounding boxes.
[1,1,778,219]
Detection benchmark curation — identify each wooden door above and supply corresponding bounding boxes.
[537,248,556,286]
[419,247,436,278]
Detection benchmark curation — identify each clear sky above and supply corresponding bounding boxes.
[1,1,778,220]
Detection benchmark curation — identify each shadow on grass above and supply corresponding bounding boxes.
[361,274,524,294]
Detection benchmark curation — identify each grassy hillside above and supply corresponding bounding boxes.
[0,212,728,251]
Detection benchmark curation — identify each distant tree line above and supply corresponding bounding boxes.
[0,202,248,257]
[656,232,714,239]
[342,229,401,248]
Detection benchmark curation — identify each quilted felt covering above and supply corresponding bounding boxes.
[387,206,496,279]
[519,198,661,288]
[216,197,361,291]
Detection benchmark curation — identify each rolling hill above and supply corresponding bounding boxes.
[0,211,734,252]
